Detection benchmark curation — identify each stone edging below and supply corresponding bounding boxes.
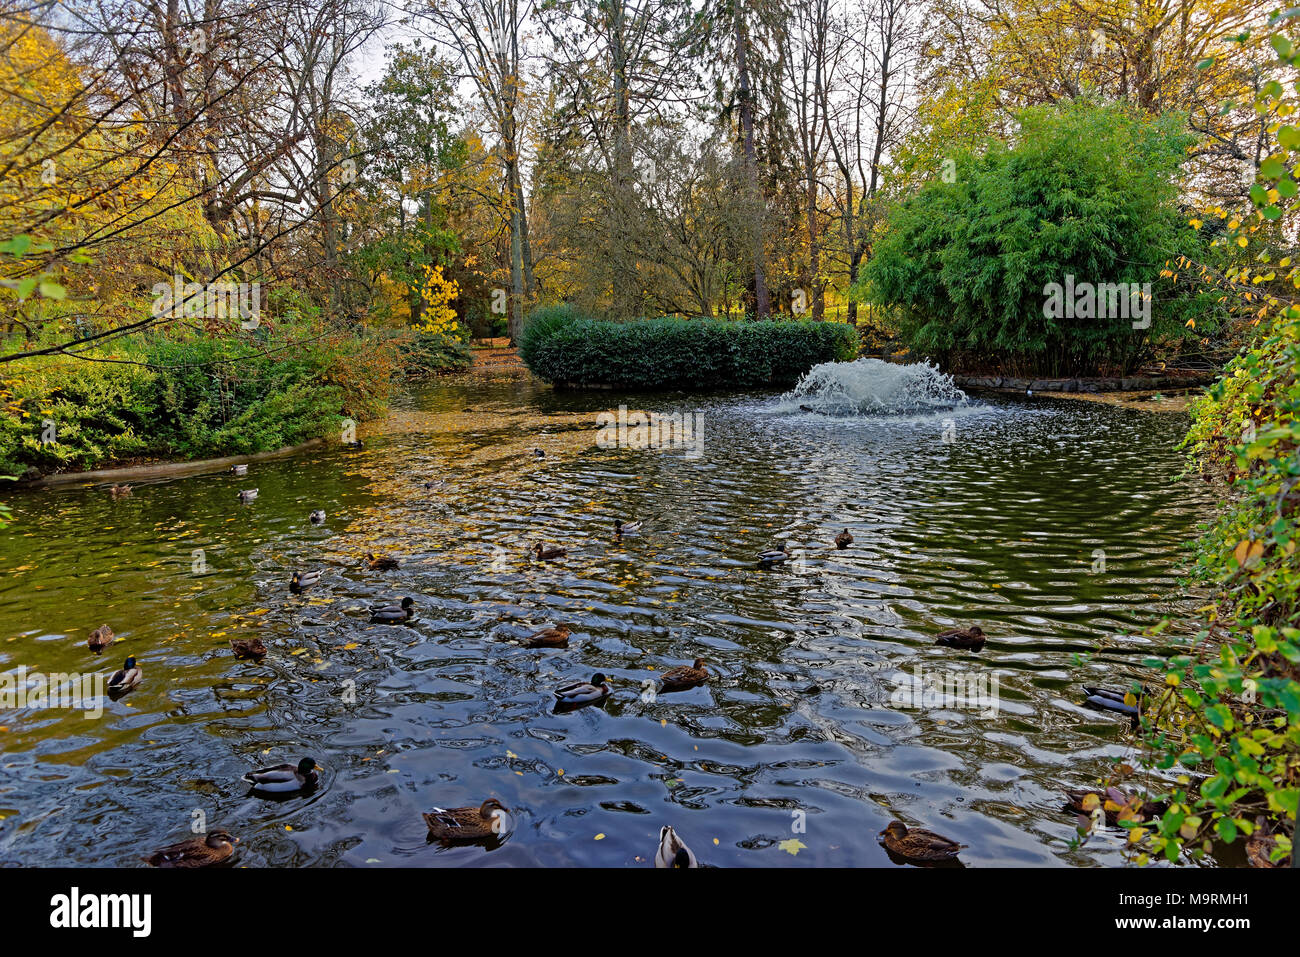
[951,373,1218,393]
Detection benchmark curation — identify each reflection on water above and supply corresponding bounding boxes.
[0,378,1212,867]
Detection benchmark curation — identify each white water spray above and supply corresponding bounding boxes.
[777,357,969,416]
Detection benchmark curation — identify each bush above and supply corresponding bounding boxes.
[860,99,1219,376]
[398,328,473,377]
[520,309,859,389]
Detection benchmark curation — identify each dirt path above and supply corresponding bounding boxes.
[467,337,531,379]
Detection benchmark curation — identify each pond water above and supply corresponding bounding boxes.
[0,370,1214,867]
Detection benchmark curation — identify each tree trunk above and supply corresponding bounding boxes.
[734,3,768,319]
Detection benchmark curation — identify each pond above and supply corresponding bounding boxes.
[0,367,1214,867]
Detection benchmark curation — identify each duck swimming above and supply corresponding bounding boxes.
[309,509,326,524]
[109,484,132,498]
[229,464,248,475]
[878,821,965,863]
[242,757,320,794]
[289,569,321,594]
[614,519,643,537]
[533,543,567,561]
[935,626,986,650]
[366,552,400,571]
[238,488,258,502]
[143,829,237,868]
[757,543,792,567]
[659,658,709,691]
[526,625,571,648]
[553,673,610,705]
[87,624,114,653]
[370,596,415,623]
[655,825,698,868]
[423,798,510,842]
[107,656,142,695]
[835,529,853,549]
[229,636,268,659]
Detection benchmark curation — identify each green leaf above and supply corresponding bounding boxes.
[38,281,66,300]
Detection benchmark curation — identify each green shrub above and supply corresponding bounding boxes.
[860,99,1220,376]
[520,310,858,389]
[399,328,473,377]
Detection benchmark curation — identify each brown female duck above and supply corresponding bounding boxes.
[423,798,510,842]
[533,543,568,561]
[935,626,986,650]
[525,625,571,648]
[143,829,237,868]
[659,658,709,691]
[87,624,114,653]
[229,636,268,659]
[878,821,965,863]
[366,552,400,571]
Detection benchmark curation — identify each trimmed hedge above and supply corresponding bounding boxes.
[520,309,860,389]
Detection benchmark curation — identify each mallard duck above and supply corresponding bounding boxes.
[366,552,400,571]
[553,673,610,705]
[935,626,986,650]
[757,543,791,567]
[655,825,698,868]
[1063,787,1166,826]
[614,519,643,536]
[533,543,567,561]
[526,625,571,648]
[343,438,364,450]
[879,821,966,863]
[109,483,132,498]
[423,798,510,842]
[309,509,326,524]
[289,569,321,594]
[242,757,320,794]
[370,596,415,623]
[531,448,546,460]
[834,529,853,549]
[229,636,268,659]
[107,656,142,694]
[87,624,114,653]
[238,488,258,502]
[1245,816,1290,868]
[229,464,248,475]
[1082,684,1143,718]
[660,658,709,691]
[143,829,237,868]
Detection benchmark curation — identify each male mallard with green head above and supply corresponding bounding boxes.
[242,757,320,794]
[370,596,415,623]
[423,798,510,842]
[107,656,142,695]
[878,821,965,863]
[757,543,791,567]
[614,519,643,537]
[655,825,698,868]
[144,829,237,868]
[238,488,258,502]
[553,673,610,705]
[289,569,321,594]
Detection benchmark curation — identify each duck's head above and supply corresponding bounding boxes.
[590,673,608,686]
[366,552,376,561]
[673,848,692,868]
[880,821,908,840]
[968,626,986,637]
[206,829,236,847]
[400,596,414,610]
[297,757,318,776]
[122,656,137,670]
[692,658,707,669]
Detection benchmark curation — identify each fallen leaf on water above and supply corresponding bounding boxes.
[778,839,806,856]
[594,833,605,840]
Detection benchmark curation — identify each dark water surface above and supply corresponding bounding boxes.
[0,378,1213,867]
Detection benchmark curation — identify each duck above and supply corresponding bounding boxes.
[655,824,698,868]
[834,529,853,549]
[370,596,415,623]
[1082,684,1144,718]
[343,438,364,450]
[935,626,986,650]
[659,658,709,691]
[107,656,142,694]
[238,488,258,502]
[423,798,510,842]
[525,625,571,648]
[241,757,320,794]
[229,636,268,659]
[366,552,400,571]
[109,484,132,498]
[1063,786,1166,826]
[87,624,114,653]
[289,569,321,594]
[614,519,643,537]
[878,821,966,863]
[757,543,792,567]
[309,509,326,524]
[553,672,611,705]
[229,464,248,475]
[143,829,237,868]
[531,448,546,460]
[533,543,568,561]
